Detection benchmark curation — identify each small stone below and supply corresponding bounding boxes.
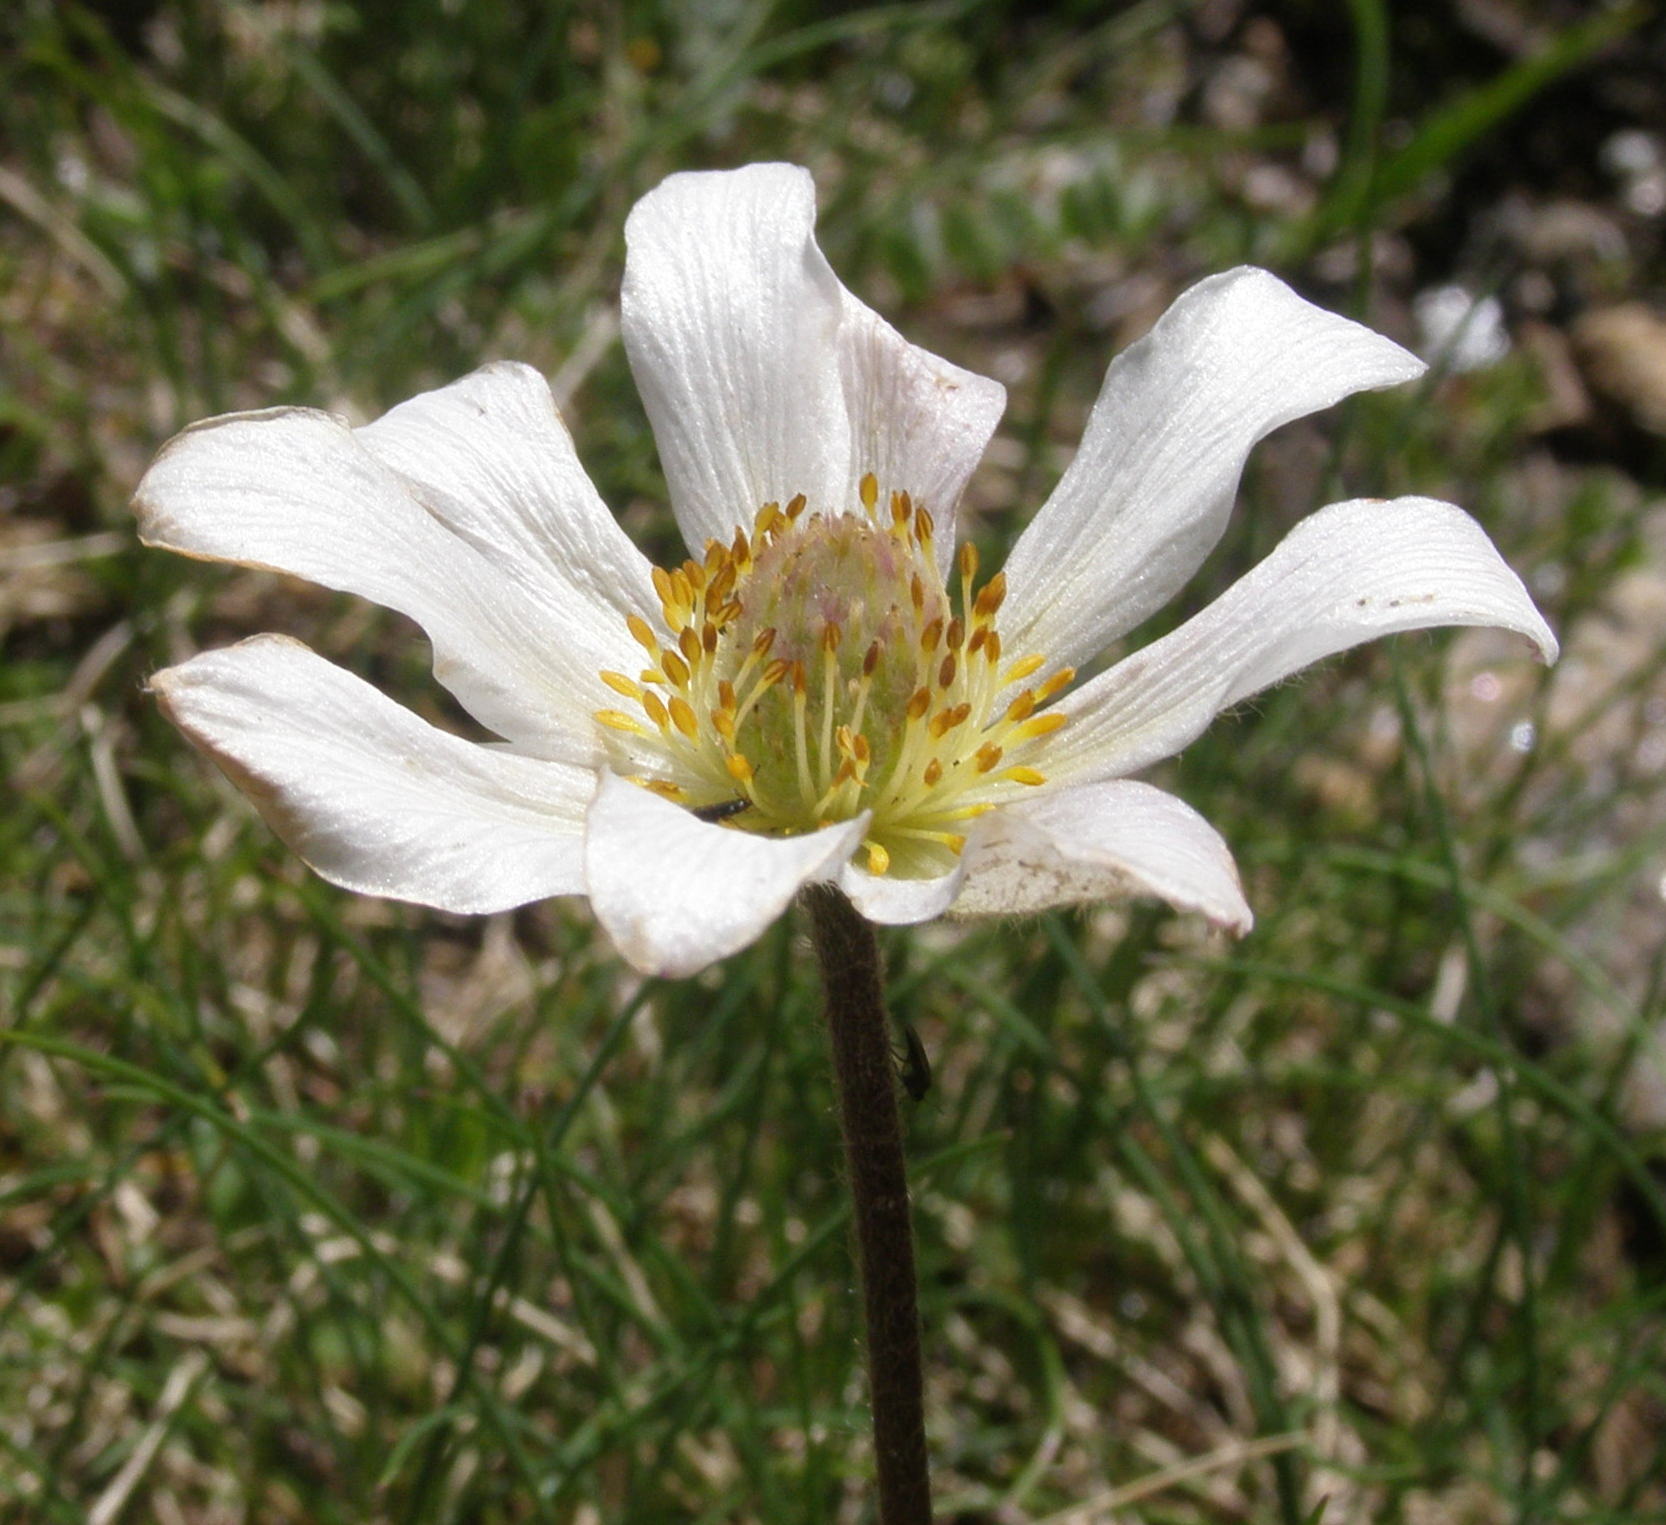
[1571,304,1666,436]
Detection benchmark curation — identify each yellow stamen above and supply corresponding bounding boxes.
[1035,666,1076,702]
[1013,712,1068,742]
[598,487,1071,864]
[627,613,659,652]
[668,696,699,739]
[974,572,1007,620]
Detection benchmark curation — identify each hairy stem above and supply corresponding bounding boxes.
[803,884,931,1525]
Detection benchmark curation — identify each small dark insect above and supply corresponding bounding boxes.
[899,1023,932,1102]
[691,798,751,823]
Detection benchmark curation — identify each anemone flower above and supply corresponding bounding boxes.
[137,162,1557,1525]
[136,165,1553,977]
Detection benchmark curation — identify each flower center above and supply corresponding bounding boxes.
[594,476,1073,878]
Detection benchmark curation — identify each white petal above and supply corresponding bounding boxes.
[584,771,868,977]
[1050,496,1559,785]
[356,362,660,627]
[952,780,1252,929]
[135,404,637,763]
[623,164,847,551]
[152,635,592,912]
[622,164,1003,557]
[838,858,965,924]
[834,295,1006,577]
[1000,268,1426,669]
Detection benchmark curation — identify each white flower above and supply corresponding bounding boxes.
[135,163,1557,977]
[1413,284,1511,373]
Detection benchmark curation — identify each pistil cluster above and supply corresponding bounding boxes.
[595,476,1072,878]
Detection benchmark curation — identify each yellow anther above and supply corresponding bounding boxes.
[725,752,755,783]
[596,709,648,736]
[921,618,943,653]
[1005,689,1037,722]
[755,500,781,537]
[678,627,701,665]
[753,627,777,657]
[822,621,843,653]
[651,565,676,608]
[1005,653,1046,683]
[682,558,706,593]
[866,840,892,875]
[1035,666,1076,702]
[922,758,943,787]
[910,574,925,612]
[703,623,719,653]
[985,631,1002,666]
[967,627,988,656]
[718,679,737,711]
[906,687,932,721]
[1003,766,1046,786]
[668,696,699,739]
[915,507,935,544]
[670,569,694,609]
[973,571,1007,619]
[644,778,686,800]
[661,650,691,688]
[863,641,881,676]
[714,710,736,742]
[785,492,807,519]
[928,703,971,739]
[975,743,1004,773]
[938,653,957,689]
[959,541,979,581]
[761,658,791,688]
[627,613,659,652]
[945,617,963,650]
[859,473,879,514]
[1014,712,1068,742]
[641,690,670,728]
[601,670,642,699]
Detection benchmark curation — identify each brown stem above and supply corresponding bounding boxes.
[803,883,931,1525]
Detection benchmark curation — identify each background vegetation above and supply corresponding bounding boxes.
[3,0,1664,1520]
